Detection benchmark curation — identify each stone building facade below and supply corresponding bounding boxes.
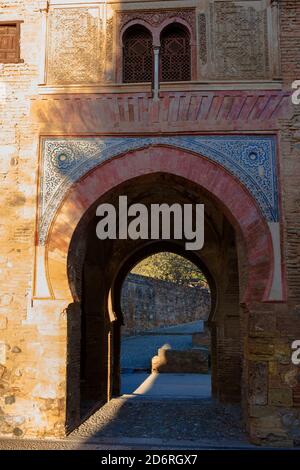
[0,0,300,446]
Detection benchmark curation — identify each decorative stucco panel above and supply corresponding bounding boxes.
[47,7,105,84]
[38,135,278,244]
[209,1,270,79]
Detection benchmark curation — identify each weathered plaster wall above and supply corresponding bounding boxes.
[0,1,68,438]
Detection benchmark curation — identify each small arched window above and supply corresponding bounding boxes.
[160,23,191,82]
[123,25,153,83]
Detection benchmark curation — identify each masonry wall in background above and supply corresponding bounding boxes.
[121,273,210,335]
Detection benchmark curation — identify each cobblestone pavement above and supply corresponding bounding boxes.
[71,397,247,445]
[0,320,247,450]
[0,397,253,449]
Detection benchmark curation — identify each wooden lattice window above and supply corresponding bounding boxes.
[0,22,22,64]
[160,24,191,82]
[123,25,153,83]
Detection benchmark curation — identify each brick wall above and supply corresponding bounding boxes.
[277,0,300,437]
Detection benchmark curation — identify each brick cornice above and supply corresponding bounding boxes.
[31,89,291,134]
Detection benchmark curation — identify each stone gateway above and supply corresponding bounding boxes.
[0,0,300,447]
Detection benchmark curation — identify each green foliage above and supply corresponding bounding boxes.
[131,252,208,288]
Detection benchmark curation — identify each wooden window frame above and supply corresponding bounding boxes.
[0,21,23,64]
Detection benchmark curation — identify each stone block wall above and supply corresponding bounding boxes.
[235,2,300,446]
[247,0,300,446]
[121,273,211,335]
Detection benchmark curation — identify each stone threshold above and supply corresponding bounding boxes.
[0,435,257,450]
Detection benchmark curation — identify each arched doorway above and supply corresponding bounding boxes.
[117,250,213,398]
[120,251,211,335]
[69,172,242,422]
[45,145,274,436]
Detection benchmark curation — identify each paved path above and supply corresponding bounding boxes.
[121,373,211,399]
[0,374,248,450]
[147,320,204,334]
[121,321,204,371]
[69,397,247,447]
[2,323,250,450]
[0,435,255,450]
[0,395,250,450]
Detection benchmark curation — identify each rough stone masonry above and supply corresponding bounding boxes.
[121,273,210,336]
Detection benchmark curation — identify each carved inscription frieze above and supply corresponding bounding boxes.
[117,8,196,37]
